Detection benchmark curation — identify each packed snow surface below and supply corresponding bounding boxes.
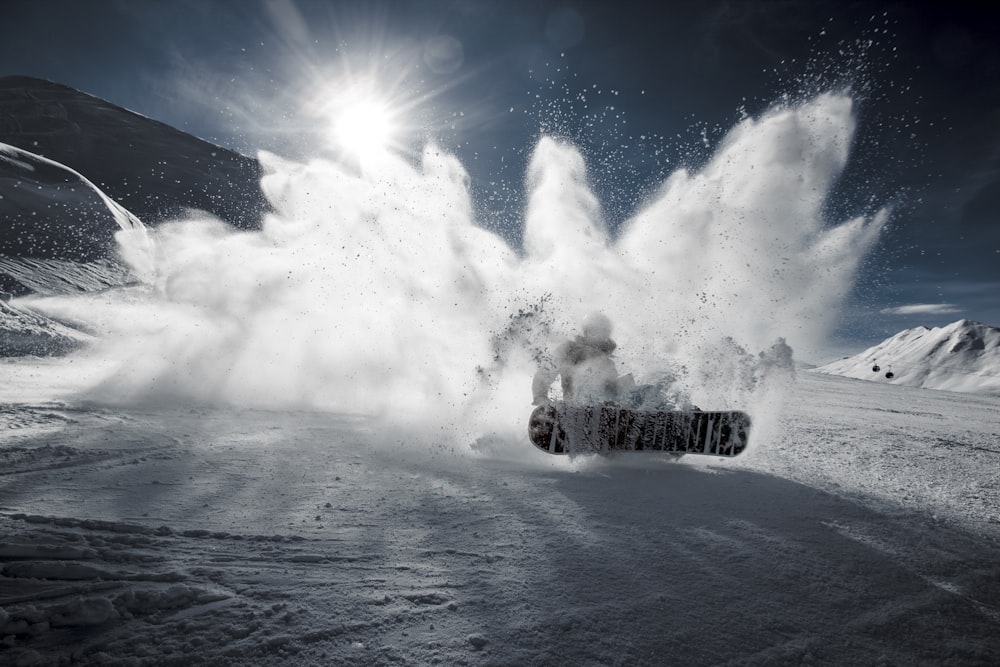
[1,367,998,665]
[817,319,1000,395]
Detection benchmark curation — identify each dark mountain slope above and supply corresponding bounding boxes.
[0,75,267,232]
[0,141,143,263]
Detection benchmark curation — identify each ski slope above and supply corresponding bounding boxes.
[1,364,998,666]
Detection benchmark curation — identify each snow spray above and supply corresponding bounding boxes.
[76,92,886,454]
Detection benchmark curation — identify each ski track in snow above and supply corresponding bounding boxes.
[1,371,999,665]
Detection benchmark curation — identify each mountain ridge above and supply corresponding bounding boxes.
[816,319,1000,395]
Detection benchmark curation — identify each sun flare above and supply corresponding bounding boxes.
[334,98,394,157]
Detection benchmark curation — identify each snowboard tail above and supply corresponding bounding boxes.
[529,403,751,456]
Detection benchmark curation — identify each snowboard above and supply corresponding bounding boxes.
[529,402,751,456]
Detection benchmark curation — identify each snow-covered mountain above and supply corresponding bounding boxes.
[0,76,266,232]
[1,76,267,287]
[816,319,1000,395]
[0,76,271,354]
[0,141,146,353]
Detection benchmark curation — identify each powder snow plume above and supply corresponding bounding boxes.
[69,92,885,452]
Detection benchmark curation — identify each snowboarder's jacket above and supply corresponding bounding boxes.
[533,334,620,405]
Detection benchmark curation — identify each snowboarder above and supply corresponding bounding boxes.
[532,312,627,406]
[528,312,750,455]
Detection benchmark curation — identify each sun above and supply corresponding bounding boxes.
[303,59,425,163]
[333,97,394,157]
[301,45,443,164]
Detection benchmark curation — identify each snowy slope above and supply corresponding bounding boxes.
[0,141,145,297]
[0,141,144,264]
[0,256,138,357]
[0,367,998,665]
[0,255,135,298]
[0,76,267,231]
[0,142,149,354]
[0,77,266,319]
[0,299,91,356]
[816,319,1000,395]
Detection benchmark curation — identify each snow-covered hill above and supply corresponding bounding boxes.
[0,298,90,356]
[0,141,144,264]
[0,76,267,353]
[0,142,148,354]
[816,319,1000,395]
[1,77,265,292]
[0,76,267,232]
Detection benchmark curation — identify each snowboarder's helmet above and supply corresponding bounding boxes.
[581,312,613,341]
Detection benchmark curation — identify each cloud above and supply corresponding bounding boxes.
[880,304,961,316]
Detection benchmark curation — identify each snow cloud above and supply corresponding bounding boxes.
[880,303,961,316]
[66,92,886,451]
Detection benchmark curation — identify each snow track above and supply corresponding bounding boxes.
[1,372,999,665]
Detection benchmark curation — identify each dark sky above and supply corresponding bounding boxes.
[3,0,999,353]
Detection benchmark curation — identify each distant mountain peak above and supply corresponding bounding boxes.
[817,319,1000,395]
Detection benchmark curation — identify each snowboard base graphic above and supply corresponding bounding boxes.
[529,402,751,456]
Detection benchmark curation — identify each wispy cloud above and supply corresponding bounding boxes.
[880,303,961,316]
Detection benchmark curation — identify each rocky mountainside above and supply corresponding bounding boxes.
[816,319,1000,395]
